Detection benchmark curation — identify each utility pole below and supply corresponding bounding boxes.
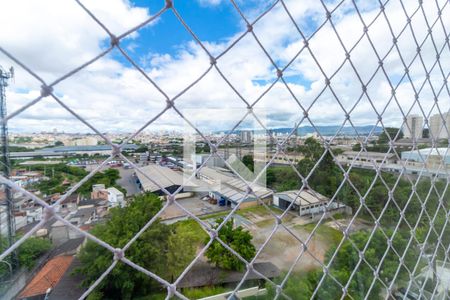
[0,65,17,268]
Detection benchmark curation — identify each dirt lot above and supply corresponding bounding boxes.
[220,206,345,273]
[180,204,361,275]
[160,196,229,220]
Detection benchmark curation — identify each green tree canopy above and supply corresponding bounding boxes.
[318,229,417,299]
[18,237,52,269]
[0,236,51,277]
[205,218,256,271]
[297,137,343,197]
[242,154,254,172]
[377,127,403,144]
[77,192,170,299]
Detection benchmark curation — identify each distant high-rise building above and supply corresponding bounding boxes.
[403,114,423,139]
[240,130,253,144]
[429,112,450,139]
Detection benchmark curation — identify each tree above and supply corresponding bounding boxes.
[0,236,51,277]
[298,137,323,161]
[205,218,256,271]
[297,137,342,198]
[242,154,254,172]
[265,271,321,299]
[319,229,417,299]
[77,168,122,196]
[76,192,170,299]
[134,145,148,153]
[377,127,403,144]
[196,143,210,153]
[167,229,196,281]
[266,166,300,192]
[18,237,52,269]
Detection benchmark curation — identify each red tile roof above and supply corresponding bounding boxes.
[18,255,74,299]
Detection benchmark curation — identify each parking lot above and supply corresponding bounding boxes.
[116,167,140,196]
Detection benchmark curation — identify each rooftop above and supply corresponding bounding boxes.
[48,258,85,300]
[106,187,124,195]
[275,189,329,206]
[136,164,200,192]
[18,256,74,299]
[341,151,396,159]
[199,167,273,201]
[402,147,450,156]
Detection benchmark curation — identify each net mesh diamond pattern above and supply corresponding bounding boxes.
[0,0,449,299]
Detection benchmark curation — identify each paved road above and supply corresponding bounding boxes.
[83,163,141,196]
[116,167,141,196]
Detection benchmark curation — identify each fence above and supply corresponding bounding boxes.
[0,0,449,299]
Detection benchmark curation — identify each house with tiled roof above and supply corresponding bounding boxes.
[18,256,74,299]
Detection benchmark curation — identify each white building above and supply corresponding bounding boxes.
[0,206,33,236]
[106,187,125,208]
[273,189,345,217]
[337,151,397,165]
[401,147,450,168]
[430,113,450,139]
[403,114,423,139]
[240,130,253,144]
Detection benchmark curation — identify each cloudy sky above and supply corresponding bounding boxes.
[0,0,449,135]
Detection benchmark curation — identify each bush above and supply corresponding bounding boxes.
[18,237,52,269]
[205,218,256,271]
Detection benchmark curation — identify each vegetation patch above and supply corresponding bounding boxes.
[182,286,230,299]
[301,223,343,247]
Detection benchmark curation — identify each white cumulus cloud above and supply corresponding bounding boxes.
[0,0,448,137]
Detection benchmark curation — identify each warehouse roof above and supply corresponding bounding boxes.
[136,164,200,192]
[401,147,450,163]
[198,166,236,183]
[225,177,273,199]
[199,167,273,201]
[136,164,182,192]
[402,147,449,156]
[276,189,329,206]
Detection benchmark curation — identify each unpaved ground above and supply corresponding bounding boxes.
[160,197,229,220]
[234,207,335,272]
[198,206,359,273]
[251,221,329,272]
[325,218,372,233]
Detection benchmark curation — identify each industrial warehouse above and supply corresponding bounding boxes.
[273,189,347,217]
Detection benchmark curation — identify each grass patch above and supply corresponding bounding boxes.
[199,211,230,220]
[254,219,276,228]
[182,286,230,299]
[172,219,208,245]
[301,223,343,246]
[236,205,283,218]
[331,212,345,220]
